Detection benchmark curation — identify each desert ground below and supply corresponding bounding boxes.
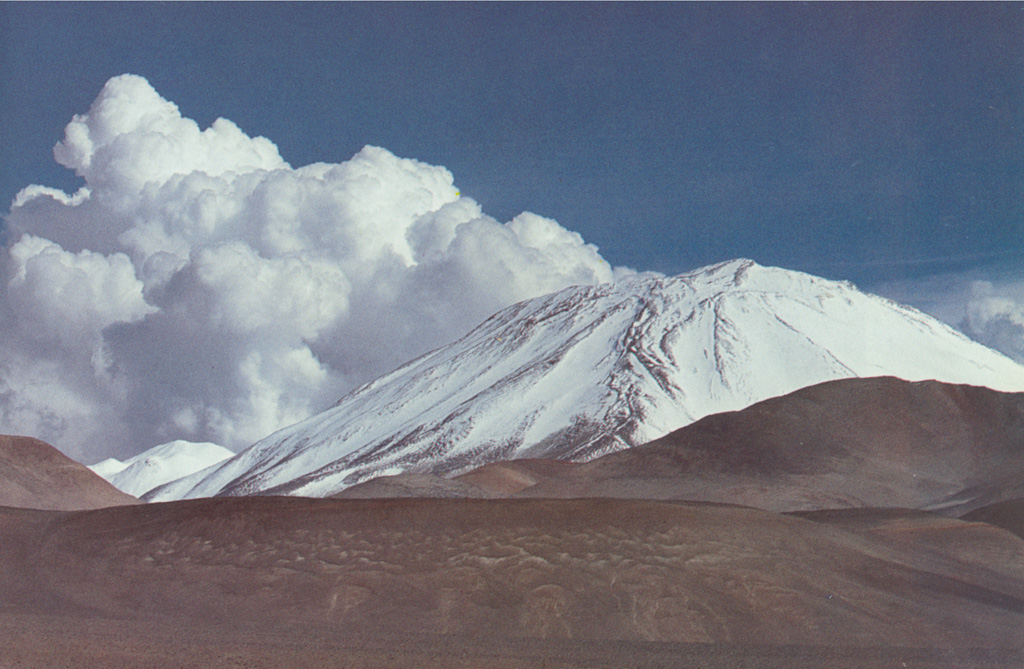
[3,377,1024,667]
[1,495,1022,667]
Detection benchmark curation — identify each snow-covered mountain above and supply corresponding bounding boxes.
[89,457,131,480]
[149,259,1024,501]
[90,440,234,498]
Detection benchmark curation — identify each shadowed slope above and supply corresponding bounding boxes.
[0,435,138,510]
[963,498,1024,540]
[494,377,1024,513]
[794,507,1024,586]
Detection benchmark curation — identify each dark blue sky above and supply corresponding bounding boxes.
[2,2,1022,287]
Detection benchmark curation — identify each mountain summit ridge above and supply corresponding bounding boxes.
[149,259,1024,501]
[89,440,234,498]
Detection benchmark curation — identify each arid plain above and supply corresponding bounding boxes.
[2,378,1024,667]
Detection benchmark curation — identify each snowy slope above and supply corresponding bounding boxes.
[149,259,1024,501]
[91,440,234,498]
[89,457,129,480]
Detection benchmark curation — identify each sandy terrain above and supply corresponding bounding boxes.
[1,496,1022,667]
[5,378,1024,665]
[0,435,138,510]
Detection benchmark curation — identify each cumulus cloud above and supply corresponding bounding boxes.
[961,280,1024,363]
[873,270,1024,365]
[1,74,627,463]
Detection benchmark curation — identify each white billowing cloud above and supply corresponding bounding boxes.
[52,73,286,192]
[962,280,1024,363]
[1,74,627,463]
[12,185,91,209]
[873,271,1024,365]
[6,234,154,348]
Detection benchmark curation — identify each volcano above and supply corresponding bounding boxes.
[150,259,1024,501]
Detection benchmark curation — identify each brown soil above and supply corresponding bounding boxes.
[0,435,138,510]
[1,496,1022,667]
[963,497,1024,540]
[497,377,1024,514]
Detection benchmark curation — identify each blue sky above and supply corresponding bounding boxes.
[3,3,1024,461]
[2,2,1021,286]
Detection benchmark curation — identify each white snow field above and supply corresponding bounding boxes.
[91,440,234,498]
[148,259,1024,501]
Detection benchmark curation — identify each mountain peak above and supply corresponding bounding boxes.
[94,440,234,498]
[150,261,1024,501]
[679,257,757,281]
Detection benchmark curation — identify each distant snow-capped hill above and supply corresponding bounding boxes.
[91,440,233,498]
[89,456,130,480]
[148,259,1024,501]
